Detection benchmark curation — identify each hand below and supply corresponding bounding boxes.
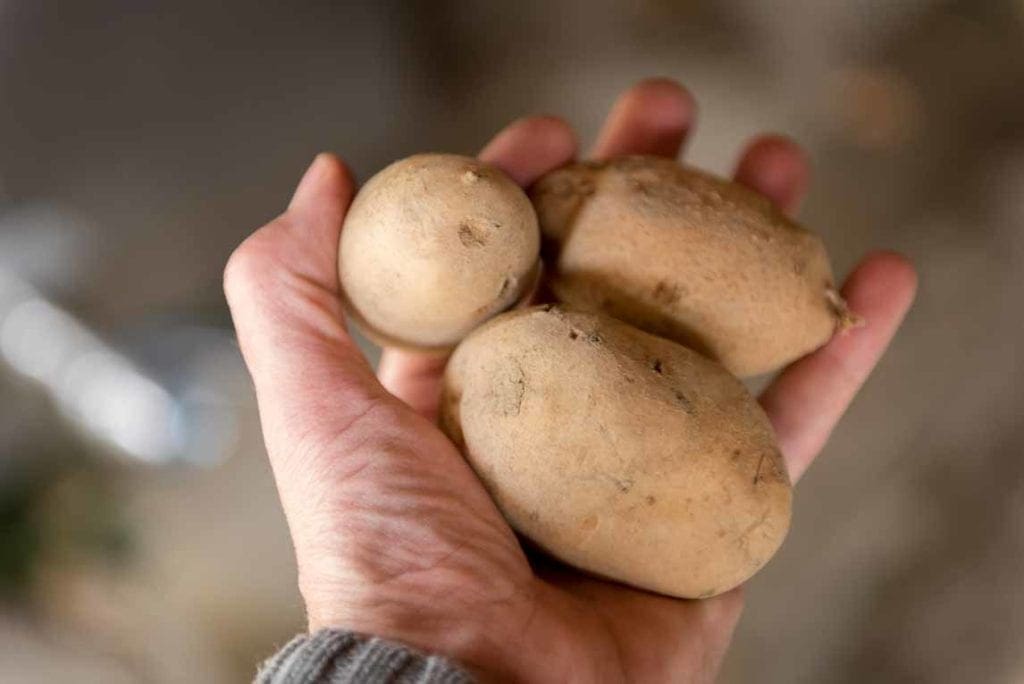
[225,79,917,682]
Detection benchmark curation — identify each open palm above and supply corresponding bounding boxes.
[225,79,916,682]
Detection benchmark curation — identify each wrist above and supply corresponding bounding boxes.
[303,578,600,682]
[305,587,529,680]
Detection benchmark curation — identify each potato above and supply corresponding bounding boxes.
[441,305,792,598]
[339,153,540,350]
[531,155,855,376]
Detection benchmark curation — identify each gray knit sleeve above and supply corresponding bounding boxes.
[255,630,474,684]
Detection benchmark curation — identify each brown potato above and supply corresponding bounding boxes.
[531,155,855,376]
[339,153,540,350]
[441,305,792,598]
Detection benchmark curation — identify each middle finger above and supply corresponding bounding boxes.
[590,78,697,160]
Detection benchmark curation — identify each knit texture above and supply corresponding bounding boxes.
[255,630,474,684]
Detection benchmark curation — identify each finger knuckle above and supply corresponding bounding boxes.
[223,217,288,302]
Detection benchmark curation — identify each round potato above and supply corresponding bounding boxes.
[531,155,855,376]
[339,153,540,350]
[441,305,792,599]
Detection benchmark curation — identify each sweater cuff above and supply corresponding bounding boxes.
[255,629,474,683]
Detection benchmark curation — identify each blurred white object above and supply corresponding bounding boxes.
[0,286,181,462]
[0,270,240,465]
[0,202,242,466]
[0,203,98,291]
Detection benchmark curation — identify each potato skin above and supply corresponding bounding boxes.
[339,153,540,350]
[531,155,844,376]
[441,306,792,598]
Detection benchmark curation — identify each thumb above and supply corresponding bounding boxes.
[225,156,522,639]
[224,153,391,513]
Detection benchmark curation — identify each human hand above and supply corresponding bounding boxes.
[225,79,917,682]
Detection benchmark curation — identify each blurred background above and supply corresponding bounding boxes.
[0,1,1022,681]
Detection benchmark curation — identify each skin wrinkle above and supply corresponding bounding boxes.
[273,395,385,481]
[300,536,514,634]
[303,505,542,678]
[340,490,485,571]
[295,429,540,674]
[301,426,529,596]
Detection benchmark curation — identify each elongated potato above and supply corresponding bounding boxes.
[339,153,540,351]
[531,155,854,376]
[441,306,792,598]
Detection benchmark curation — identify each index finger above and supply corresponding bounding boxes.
[478,115,578,184]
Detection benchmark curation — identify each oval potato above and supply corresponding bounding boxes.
[441,306,792,598]
[339,153,540,350]
[531,155,853,376]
